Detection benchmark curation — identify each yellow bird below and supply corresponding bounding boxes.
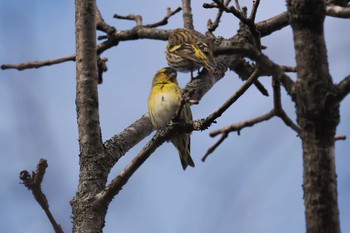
[148,67,195,170]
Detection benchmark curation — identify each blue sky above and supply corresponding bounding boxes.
[1,1,349,233]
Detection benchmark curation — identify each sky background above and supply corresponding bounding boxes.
[1,1,349,233]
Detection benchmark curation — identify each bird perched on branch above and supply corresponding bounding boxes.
[166,28,216,78]
[148,67,195,170]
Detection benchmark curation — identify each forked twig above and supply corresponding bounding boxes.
[19,159,64,233]
[207,0,232,32]
[145,7,182,28]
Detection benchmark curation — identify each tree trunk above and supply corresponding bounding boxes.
[287,1,341,232]
[71,0,108,232]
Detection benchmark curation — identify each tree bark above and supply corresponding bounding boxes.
[287,1,341,232]
[71,0,108,232]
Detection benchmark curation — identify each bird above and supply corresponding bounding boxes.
[148,67,195,170]
[166,28,216,78]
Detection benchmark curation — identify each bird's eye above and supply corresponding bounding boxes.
[197,43,209,54]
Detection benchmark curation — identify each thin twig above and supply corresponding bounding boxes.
[208,0,261,48]
[207,0,231,32]
[1,55,75,70]
[203,110,275,161]
[113,14,143,26]
[19,159,64,233]
[335,74,350,103]
[204,68,260,125]
[235,0,241,11]
[144,7,182,28]
[248,0,260,22]
[335,135,347,141]
[209,110,275,137]
[96,7,116,34]
[272,76,300,134]
[213,44,295,96]
[97,57,108,84]
[202,132,228,161]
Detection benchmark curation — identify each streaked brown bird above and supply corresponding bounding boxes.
[166,28,216,77]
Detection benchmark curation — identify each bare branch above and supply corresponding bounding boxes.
[95,123,179,207]
[213,43,295,96]
[97,57,108,84]
[202,132,228,162]
[207,0,231,32]
[209,110,275,138]
[1,55,75,71]
[96,7,116,34]
[256,12,289,37]
[255,6,350,38]
[182,0,194,29]
[19,159,64,233]
[249,0,260,22]
[335,135,347,141]
[272,76,300,134]
[203,73,299,161]
[278,109,301,134]
[326,5,350,18]
[209,0,247,23]
[1,28,170,71]
[204,110,275,161]
[113,14,143,26]
[203,68,260,126]
[335,74,350,103]
[145,7,182,28]
[281,65,297,73]
[234,0,241,11]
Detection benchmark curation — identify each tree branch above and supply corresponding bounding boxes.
[202,132,228,162]
[248,0,260,22]
[207,0,231,32]
[95,123,177,207]
[256,12,289,37]
[204,68,260,123]
[19,159,64,233]
[213,43,295,96]
[206,0,261,48]
[335,74,350,103]
[210,110,275,138]
[1,55,76,71]
[326,5,350,18]
[71,0,107,232]
[335,135,347,141]
[97,67,261,205]
[203,68,299,161]
[204,110,275,160]
[145,7,182,28]
[96,6,116,34]
[182,0,194,29]
[272,77,301,134]
[113,13,143,26]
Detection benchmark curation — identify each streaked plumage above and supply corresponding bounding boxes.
[166,28,216,76]
[148,67,195,170]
